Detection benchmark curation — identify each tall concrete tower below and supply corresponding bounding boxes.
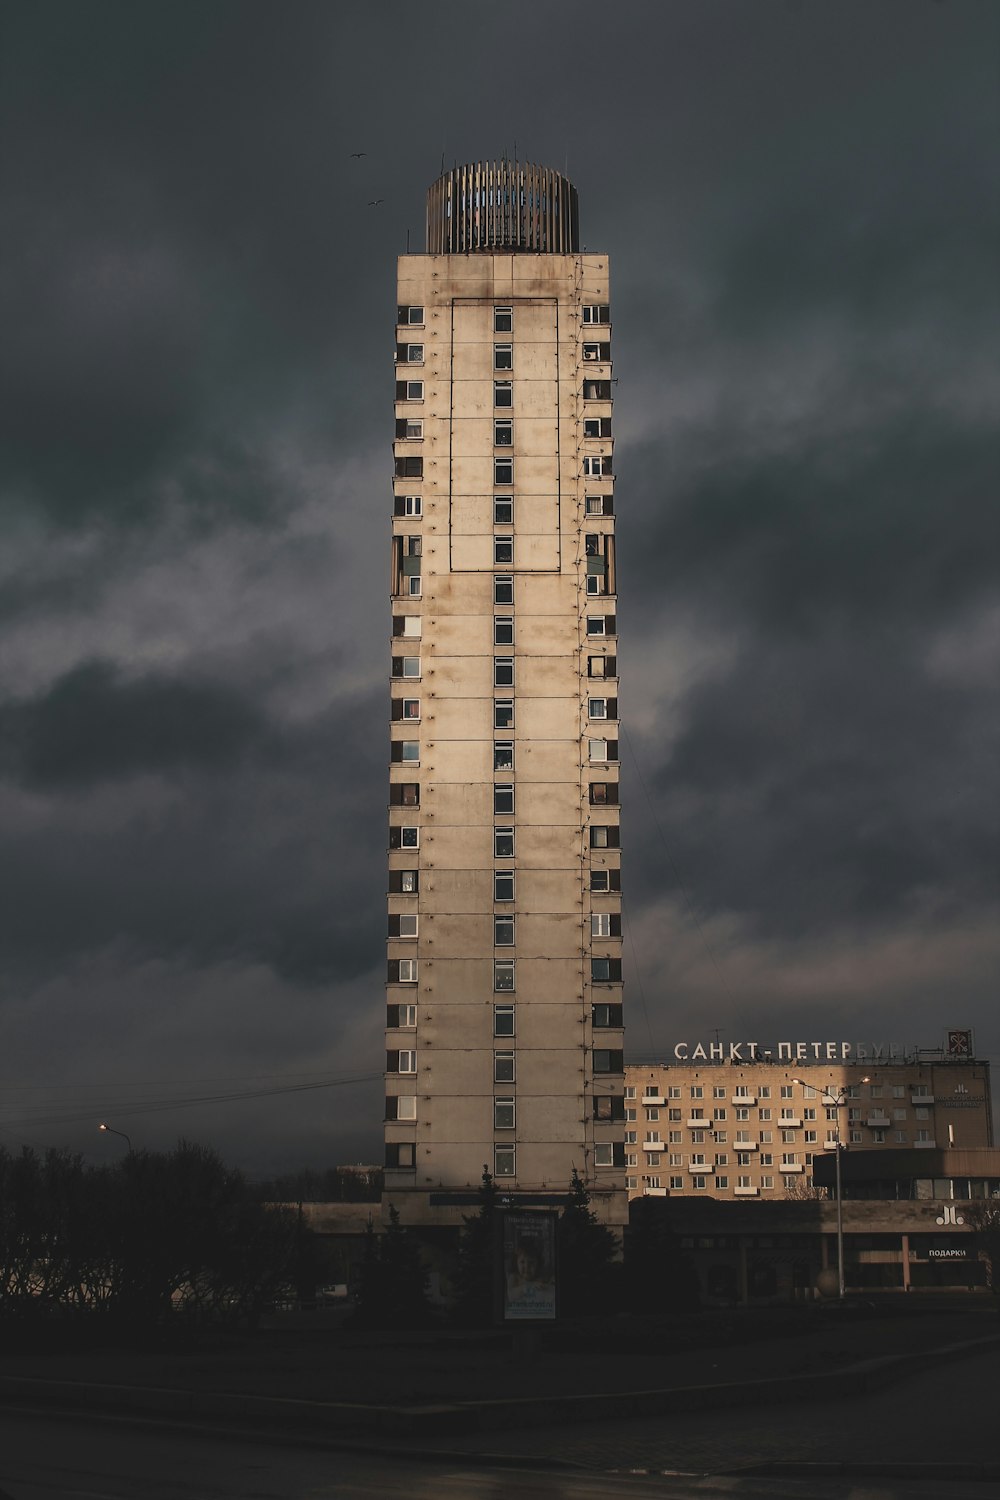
[385,162,626,1233]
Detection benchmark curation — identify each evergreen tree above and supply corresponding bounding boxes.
[351,1206,431,1328]
[557,1168,619,1317]
[453,1165,498,1325]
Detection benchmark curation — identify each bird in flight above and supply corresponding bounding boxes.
[368,198,384,207]
[350,151,367,159]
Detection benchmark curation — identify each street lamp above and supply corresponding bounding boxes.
[98,1122,133,1153]
[791,1076,869,1300]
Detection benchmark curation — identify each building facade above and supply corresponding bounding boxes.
[625,1047,993,1200]
[384,163,626,1229]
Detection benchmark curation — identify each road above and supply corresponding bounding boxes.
[0,1346,997,1499]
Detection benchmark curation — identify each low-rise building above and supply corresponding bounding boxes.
[624,1036,992,1200]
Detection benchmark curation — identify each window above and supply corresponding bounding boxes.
[494,306,513,332]
[582,342,611,362]
[495,1144,515,1177]
[593,1050,624,1074]
[493,783,514,813]
[849,1129,863,1143]
[690,1086,703,1099]
[494,657,514,688]
[582,379,613,400]
[494,1050,515,1082]
[646,1107,660,1121]
[494,826,514,857]
[589,868,621,892]
[385,1095,417,1121]
[493,1003,515,1035]
[583,417,611,439]
[494,380,512,407]
[387,1049,416,1074]
[595,1096,626,1122]
[494,961,514,991]
[494,497,514,525]
[397,305,424,325]
[494,459,513,487]
[392,616,422,639]
[780,1085,794,1099]
[494,616,514,645]
[494,700,514,729]
[804,1130,817,1143]
[587,614,615,636]
[494,741,514,771]
[386,1003,417,1028]
[397,959,418,984]
[589,782,619,805]
[591,957,622,982]
[582,304,610,324]
[582,455,611,477]
[585,494,613,516]
[593,1144,614,1167]
[667,1108,681,1121]
[588,655,616,679]
[388,869,419,894]
[895,1130,907,1143]
[872,1128,886,1143]
[396,379,424,401]
[494,344,513,370]
[591,912,622,937]
[397,698,420,721]
[494,915,514,946]
[389,826,419,850]
[388,914,418,939]
[396,418,423,440]
[916,1128,932,1142]
[713,1107,727,1121]
[893,1108,907,1121]
[393,494,423,517]
[592,1002,623,1027]
[494,535,513,564]
[391,656,421,679]
[396,342,424,363]
[494,870,515,901]
[494,576,514,605]
[589,825,620,848]
[385,1143,416,1169]
[494,1097,515,1129]
[388,783,419,807]
[892,1085,906,1098]
[390,740,420,763]
[588,697,617,720]
[870,1084,883,1098]
[494,419,513,447]
[394,456,423,479]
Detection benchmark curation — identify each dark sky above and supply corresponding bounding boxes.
[1,0,997,1175]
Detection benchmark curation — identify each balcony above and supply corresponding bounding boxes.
[731,1094,757,1106]
[866,1114,891,1128]
[913,1139,937,1149]
[734,1185,759,1196]
[780,1162,804,1173]
[778,1116,802,1128]
[641,1139,662,1152]
[911,1095,935,1106]
[686,1118,707,1130]
[733,1139,759,1151]
[642,1095,665,1106]
[687,1161,711,1173]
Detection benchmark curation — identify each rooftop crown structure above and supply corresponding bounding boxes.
[385,162,626,1231]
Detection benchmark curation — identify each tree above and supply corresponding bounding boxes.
[556,1169,619,1317]
[624,1195,702,1315]
[453,1165,498,1325]
[351,1206,430,1328]
[963,1198,1000,1298]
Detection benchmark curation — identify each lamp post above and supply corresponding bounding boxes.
[792,1076,868,1300]
[98,1122,132,1153]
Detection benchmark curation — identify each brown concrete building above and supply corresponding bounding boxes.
[384,163,626,1230]
[625,1040,992,1200]
[659,1148,1000,1301]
